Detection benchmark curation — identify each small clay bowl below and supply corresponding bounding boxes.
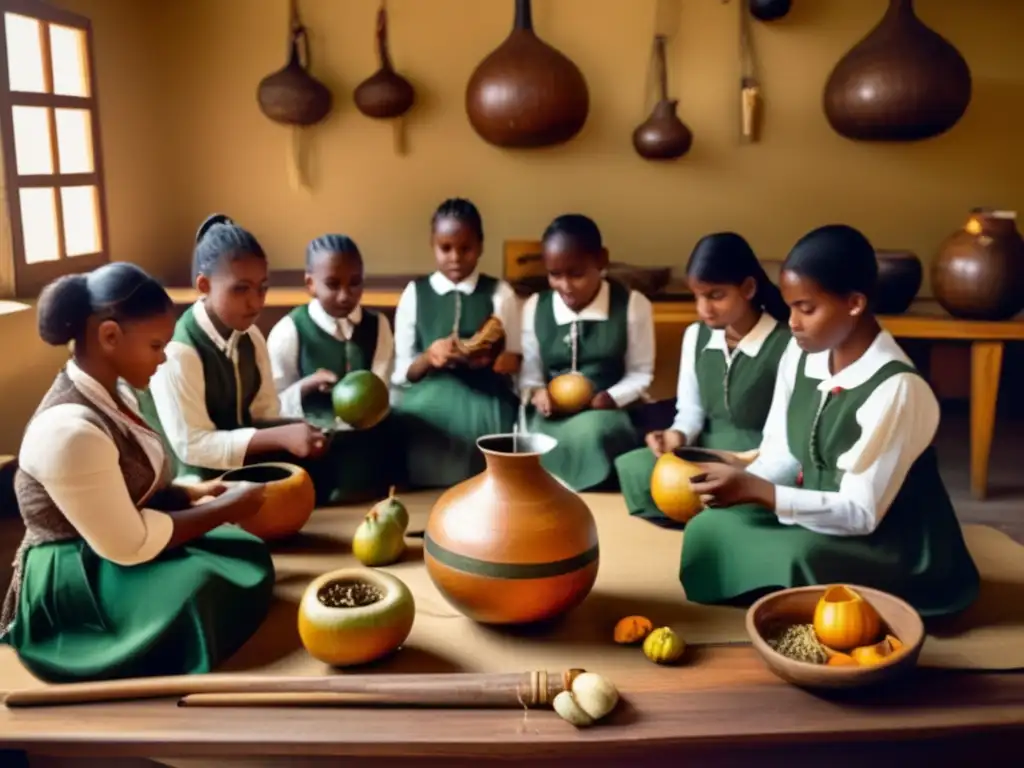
[745,584,925,690]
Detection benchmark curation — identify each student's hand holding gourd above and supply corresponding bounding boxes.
[646,429,685,457]
[426,337,459,369]
[531,387,554,417]
[590,391,617,411]
[185,480,230,504]
[221,481,267,522]
[278,422,329,459]
[687,464,775,509]
[300,369,338,396]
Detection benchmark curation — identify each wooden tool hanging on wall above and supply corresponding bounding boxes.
[738,0,762,142]
[353,1,416,155]
[823,0,972,142]
[465,0,590,148]
[632,35,692,161]
[256,0,332,191]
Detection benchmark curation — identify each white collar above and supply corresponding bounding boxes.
[802,330,913,392]
[552,280,611,326]
[65,360,141,436]
[192,299,249,357]
[429,269,480,296]
[704,312,778,358]
[308,298,362,336]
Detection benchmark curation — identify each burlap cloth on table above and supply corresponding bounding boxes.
[3,491,1024,691]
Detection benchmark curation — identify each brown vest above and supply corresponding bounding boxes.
[0,369,170,637]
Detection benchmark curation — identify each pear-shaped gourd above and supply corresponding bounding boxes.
[352,509,405,567]
[371,486,409,532]
[353,4,415,120]
[632,35,692,161]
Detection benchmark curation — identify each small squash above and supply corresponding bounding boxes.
[812,585,882,651]
[613,615,653,644]
[642,626,686,664]
[850,634,905,667]
[826,651,858,667]
[650,453,705,523]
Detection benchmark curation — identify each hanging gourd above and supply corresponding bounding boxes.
[256,0,332,190]
[823,0,971,142]
[353,1,416,154]
[749,0,791,23]
[632,35,692,161]
[465,0,590,148]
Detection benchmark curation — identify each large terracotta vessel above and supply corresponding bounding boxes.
[424,433,599,624]
[932,209,1024,321]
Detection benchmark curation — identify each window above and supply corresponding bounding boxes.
[0,0,107,297]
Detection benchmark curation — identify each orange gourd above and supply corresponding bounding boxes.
[826,651,859,667]
[548,372,594,414]
[613,615,653,644]
[649,453,704,523]
[812,585,882,651]
[220,462,315,541]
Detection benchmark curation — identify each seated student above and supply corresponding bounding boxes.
[615,232,791,525]
[266,234,396,503]
[680,224,980,619]
[0,263,274,683]
[146,214,327,484]
[520,214,655,491]
[391,198,522,488]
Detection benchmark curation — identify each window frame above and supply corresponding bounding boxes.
[0,0,108,298]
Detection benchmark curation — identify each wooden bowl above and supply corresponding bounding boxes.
[220,462,316,541]
[745,584,925,690]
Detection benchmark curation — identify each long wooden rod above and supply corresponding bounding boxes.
[3,669,584,708]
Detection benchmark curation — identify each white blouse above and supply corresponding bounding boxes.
[519,280,655,408]
[391,270,522,387]
[18,362,174,566]
[746,331,941,536]
[266,300,395,418]
[148,300,281,471]
[670,312,780,443]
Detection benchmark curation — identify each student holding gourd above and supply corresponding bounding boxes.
[1,263,274,683]
[615,233,791,526]
[266,234,396,503]
[520,214,655,491]
[391,198,522,488]
[680,224,980,618]
[145,214,328,483]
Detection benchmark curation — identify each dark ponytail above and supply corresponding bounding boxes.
[685,232,790,322]
[782,224,877,302]
[193,213,266,279]
[37,263,173,347]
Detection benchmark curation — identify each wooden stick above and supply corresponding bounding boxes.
[3,669,584,709]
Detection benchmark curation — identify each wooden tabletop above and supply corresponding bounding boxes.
[3,646,1023,763]
[164,287,1024,341]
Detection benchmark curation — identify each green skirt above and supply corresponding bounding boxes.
[679,494,981,619]
[4,525,275,683]
[393,371,518,489]
[529,408,640,492]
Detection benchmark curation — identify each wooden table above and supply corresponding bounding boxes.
[2,646,1022,765]
[165,288,1024,499]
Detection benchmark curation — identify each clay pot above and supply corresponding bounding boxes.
[874,250,922,315]
[353,5,415,120]
[823,0,971,142]
[632,35,692,161]
[749,0,791,22]
[298,567,415,667]
[424,433,599,624]
[220,462,315,541]
[257,23,332,127]
[932,209,1024,321]
[465,0,589,148]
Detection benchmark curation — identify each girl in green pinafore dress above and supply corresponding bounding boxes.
[615,233,791,526]
[681,225,980,619]
[1,263,274,683]
[266,235,397,504]
[521,214,654,491]
[144,214,329,488]
[391,198,521,488]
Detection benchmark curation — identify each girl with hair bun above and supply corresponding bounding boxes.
[679,224,980,619]
[1,263,275,683]
[615,232,791,526]
[265,233,397,503]
[146,214,328,484]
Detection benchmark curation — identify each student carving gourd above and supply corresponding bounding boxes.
[353,2,415,120]
[632,35,692,161]
[649,452,705,523]
[822,0,971,142]
[465,0,589,148]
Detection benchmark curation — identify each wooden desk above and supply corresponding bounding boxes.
[165,288,1024,499]
[2,646,1023,765]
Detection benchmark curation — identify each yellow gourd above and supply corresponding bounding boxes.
[613,615,653,644]
[642,626,686,664]
[548,372,594,414]
[649,453,704,522]
[812,585,882,651]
